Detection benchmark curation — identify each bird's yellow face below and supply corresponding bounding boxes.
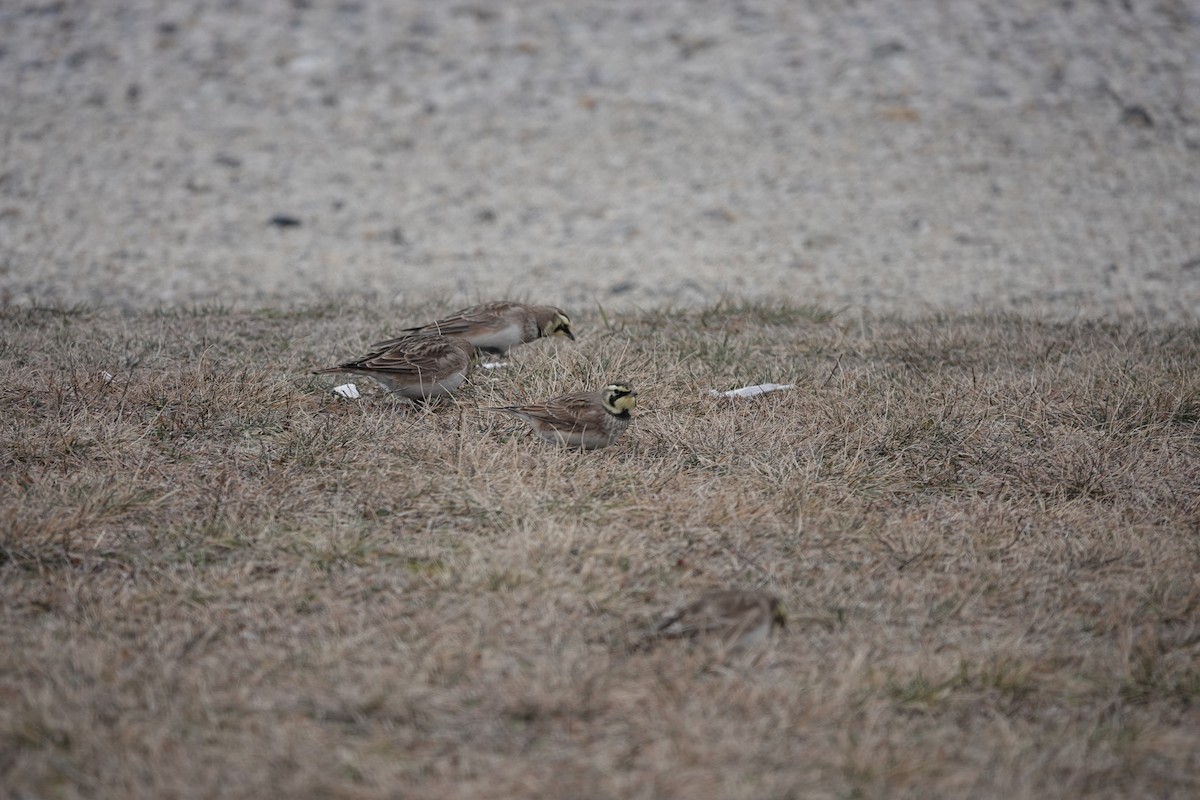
[603,383,637,415]
[544,312,575,341]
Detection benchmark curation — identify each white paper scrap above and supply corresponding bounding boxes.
[709,383,796,399]
[479,362,509,370]
[332,383,361,399]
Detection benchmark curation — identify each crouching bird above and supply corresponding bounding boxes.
[484,382,636,450]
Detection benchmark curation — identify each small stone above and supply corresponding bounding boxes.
[871,41,907,59]
[702,207,736,224]
[1121,105,1153,128]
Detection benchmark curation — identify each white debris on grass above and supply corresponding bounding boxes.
[479,362,508,369]
[332,383,361,399]
[709,383,796,399]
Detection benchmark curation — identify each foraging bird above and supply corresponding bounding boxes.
[374,301,575,356]
[484,382,636,450]
[655,589,786,650]
[313,334,473,401]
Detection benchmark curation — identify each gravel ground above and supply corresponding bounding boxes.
[2,1,1199,320]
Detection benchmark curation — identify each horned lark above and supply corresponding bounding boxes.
[656,589,786,650]
[313,334,473,401]
[484,382,636,450]
[374,301,575,356]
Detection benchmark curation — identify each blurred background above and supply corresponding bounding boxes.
[2,0,1198,319]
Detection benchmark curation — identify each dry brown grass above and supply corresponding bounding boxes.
[2,301,1199,799]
